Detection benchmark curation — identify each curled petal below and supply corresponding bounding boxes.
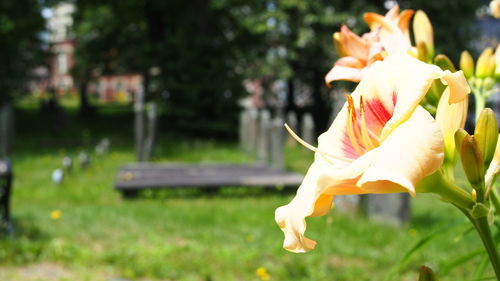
[339,25,369,59]
[275,150,376,253]
[325,63,363,84]
[358,106,444,196]
[398,10,415,38]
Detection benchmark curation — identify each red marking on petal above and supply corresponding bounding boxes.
[363,98,393,136]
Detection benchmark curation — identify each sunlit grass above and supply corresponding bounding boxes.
[0,99,493,280]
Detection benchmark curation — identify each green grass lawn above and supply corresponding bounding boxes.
[0,97,494,281]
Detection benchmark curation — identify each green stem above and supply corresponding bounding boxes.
[471,216,500,280]
[419,172,474,210]
[475,90,486,122]
[492,189,500,216]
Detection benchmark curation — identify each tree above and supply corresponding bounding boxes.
[0,0,45,104]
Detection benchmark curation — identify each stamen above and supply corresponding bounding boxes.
[283,123,352,163]
[345,95,365,155]
[359,96,377,150]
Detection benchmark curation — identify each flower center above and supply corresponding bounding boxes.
[345,95,381,156]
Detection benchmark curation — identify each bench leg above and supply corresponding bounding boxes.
[121,189,139,199]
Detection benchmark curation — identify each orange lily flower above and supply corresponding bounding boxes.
[326,5,414,84]
[276,54,470,253]
[325,26,384,83]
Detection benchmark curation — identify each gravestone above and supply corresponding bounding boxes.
[0,104,14,157]
[79,152,90,169]
[52,168,64,184]
[301,113,315,146]
[248,108,259,155]
[286,111,298,145]
[102,138,110,152]
[134,85,145,161]
[361,193,410,226]
[96,138,111,155]
[270,118,285,170]
[239,109,249,152]
[257,109,271,163]
[143,102,158,161]
[62,156,72,172]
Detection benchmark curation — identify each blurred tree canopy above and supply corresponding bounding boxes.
[70,0,482,136]
[0,0,45,104]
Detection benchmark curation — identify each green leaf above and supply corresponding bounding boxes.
[439,248,483,275]
[383,223,467,281]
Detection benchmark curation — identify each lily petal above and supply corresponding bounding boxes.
[347,54,469,140]
[325,57,365,84]
[275,149,377,253]
[358,106,444,196]
[339,25,369,59]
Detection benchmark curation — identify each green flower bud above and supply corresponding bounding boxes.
[460,50,475,79]
[434,54,456,72]
[413,10,434,61]
[476,48,495,78]
[418,266,437,281]
[474,108,499,168]
[416,41,428,62]
[483,77,495,92]
[460,135,485,197]
[454,128,469,151]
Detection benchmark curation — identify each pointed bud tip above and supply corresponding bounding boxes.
[475,108,499,168]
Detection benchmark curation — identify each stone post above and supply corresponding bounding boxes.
[257,109,271,163]
[361,193,410,226]
[270,117,285,170]
[144,102,158,161]
[301,113,315,146]
[134,85,145,161]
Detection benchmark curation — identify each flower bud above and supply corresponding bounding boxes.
[416,41,428,62]
[484,77,495,92]
[460,51,475,79]
[495,44,500,81]
[413,10,434,60]
[418,266,437,281]
[474,108,499,168]
[455,128,469,151]
[434,54,456,72]
[485,134,500,187]
[437,88,468,164]
[476,48,495,78]
[460,135,485,191]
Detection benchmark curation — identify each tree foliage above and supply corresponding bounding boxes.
[71,0,483,136]
[0,0,45,104]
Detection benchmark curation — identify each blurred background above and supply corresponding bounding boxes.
[0,0,498,280]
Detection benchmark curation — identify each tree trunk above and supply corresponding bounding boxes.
[79,79,91,116]
[311,70,331,136]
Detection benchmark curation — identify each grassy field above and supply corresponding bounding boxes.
[0,97,494,281]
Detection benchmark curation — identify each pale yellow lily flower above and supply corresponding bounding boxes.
[326,5,413,84]
[491,0,500,18]
[275,54,470,253]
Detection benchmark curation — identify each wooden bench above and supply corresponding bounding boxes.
[115,163,303,197]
